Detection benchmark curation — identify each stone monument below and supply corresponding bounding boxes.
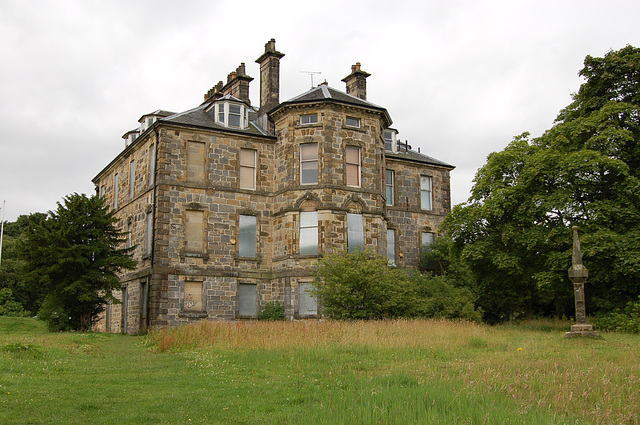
[565,226,600,338]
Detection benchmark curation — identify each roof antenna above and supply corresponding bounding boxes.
[300,71,322,89]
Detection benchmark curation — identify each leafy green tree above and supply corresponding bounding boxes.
[443,46,640,322]
[18,193,135,331]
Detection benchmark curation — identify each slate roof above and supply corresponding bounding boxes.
[273,84,392,126]
[386,149,455,169]
[159,104,271,137]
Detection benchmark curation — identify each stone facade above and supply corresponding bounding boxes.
[93,39,454,333]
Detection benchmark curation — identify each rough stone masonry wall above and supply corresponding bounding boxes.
[385,157,452,268]
[152,126,278,325]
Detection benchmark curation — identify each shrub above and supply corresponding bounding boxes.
[313,250,482,321]
[414,275,483,322]
[313,250,420,320]
[257,301,286,321]
[594,296,640,333]
[0,288,30,317]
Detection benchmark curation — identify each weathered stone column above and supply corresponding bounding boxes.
[565,226,600,338]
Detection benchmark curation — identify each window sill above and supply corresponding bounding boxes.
[295,122,322,130]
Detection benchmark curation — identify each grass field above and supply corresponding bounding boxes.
[1,317,638,424]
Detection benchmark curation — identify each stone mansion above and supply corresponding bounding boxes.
[93,39,454,333]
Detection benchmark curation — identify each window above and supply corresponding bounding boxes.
[146,211,153,256]
[229,104,242,127]
[299,211,318,256]
[385,170,394,206]
[346,116,360,128]
[184,281,203,312]
[420,176,433,210]
[346,146,361,187]
[300,114,318,125]
[140,279,148,321]
[127,221,132,249]
[384,130,396,152]
[347,213,364,252]
[217,103,225,123]
[148,144,156,186]
[422,232,434,248]
[238,283,257,317]
[387,229,396,264]
[422,232,435,270]
[216,101,248,128]
[300,143,318,184]
[239,149,257,190]
[129,159,136,199]
[121,287,128,333]
[299,282,317,316]
[99,185,105,198]
[239,215,257,257]
[185,210,204,252]
[187,141,206,181]
[113,173,119,209]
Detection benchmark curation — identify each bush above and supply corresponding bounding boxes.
[414,275,483,322]
[257,301,286,321]
[594,296,640,333]
[0,288,30,317]
[313,250,420,320]
[313,250,482,321]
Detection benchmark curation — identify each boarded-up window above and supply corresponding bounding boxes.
[299,282,317,316]
[346,146,361,187]
[185,210,204,252]
[299,211,318,255]
[300,143,318,184]
[239,149,256,190]
[184,281,203,311]
[239,215,257,257]
[347,213,364,252]
[187,141,206,181]
[238,283,257,316]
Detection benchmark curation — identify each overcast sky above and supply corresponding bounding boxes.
[1,0,639,222]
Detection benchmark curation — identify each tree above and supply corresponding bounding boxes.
[18,193,135,331]
[0,215,48,315]
[443,46,640,322]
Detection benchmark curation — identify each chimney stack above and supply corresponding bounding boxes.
[219,63,253,105]
[341,62,370,100]
[255,38,285,114]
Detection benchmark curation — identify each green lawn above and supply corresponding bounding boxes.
[1,317,638,424]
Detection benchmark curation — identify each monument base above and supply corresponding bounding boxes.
[565,323,600,338]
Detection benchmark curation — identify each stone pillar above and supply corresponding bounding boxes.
[341,62,371,100]
[565,226,600,338]
[256,38,285,114]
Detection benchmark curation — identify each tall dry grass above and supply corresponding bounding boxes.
[146,319,640,424]
[146,318,486,351]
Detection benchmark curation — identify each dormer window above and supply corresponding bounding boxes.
[384,129,397,152]
[215,101,248,129]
